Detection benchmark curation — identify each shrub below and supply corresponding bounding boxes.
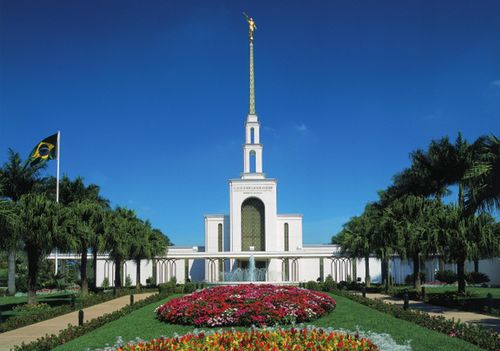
[182,282,196,293]
[305,280,320,291]
[435,270,457,284]
[158,277,177,294]
[404,272,426,285]
[12,303,51,316]
[465,272,490,285]
[101,277,110,288]
[125,275,132,287]
[156,284,336,327]
[322,275,337,292]
[337,281,349,290]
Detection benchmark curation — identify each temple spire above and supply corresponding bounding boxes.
[244,13,257,115]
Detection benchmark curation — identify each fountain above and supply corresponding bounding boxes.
[221,249,267,282]
[249,254,256,282]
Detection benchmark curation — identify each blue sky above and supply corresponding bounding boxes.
[1,1,499,246]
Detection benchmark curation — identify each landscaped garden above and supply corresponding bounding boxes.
[43,286,496,351]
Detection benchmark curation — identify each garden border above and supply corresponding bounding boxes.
[0,288,158,333]
[11,292,171,351]
[330,290,500,351]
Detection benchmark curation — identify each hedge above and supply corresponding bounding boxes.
[12,292,170,351]
[331,290,500,351]
[0,288,155,333]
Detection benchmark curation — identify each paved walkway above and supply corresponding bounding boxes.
[0,292,156,351]
[364,292,500,332]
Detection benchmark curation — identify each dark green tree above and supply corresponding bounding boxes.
[0,150,44,295]
[385,195,441,290]
[17,193,67,303]
[104,207,134,288]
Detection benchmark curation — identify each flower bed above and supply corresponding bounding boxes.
[116,328,378,351]
[156,284,336,327]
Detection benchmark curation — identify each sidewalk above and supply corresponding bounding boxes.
[0,292,156,351]
[365,292,500,332]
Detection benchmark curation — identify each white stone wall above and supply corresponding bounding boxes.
[228,179,278,253]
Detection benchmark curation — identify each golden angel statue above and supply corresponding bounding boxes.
[243,12,257,42]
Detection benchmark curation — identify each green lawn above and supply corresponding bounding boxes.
[52,294,484,351]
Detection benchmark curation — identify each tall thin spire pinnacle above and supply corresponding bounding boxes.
[249,41,256,115]
[244,13,257,115]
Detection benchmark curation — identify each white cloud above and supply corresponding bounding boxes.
[294,123,308,133]
[490,80,500,88]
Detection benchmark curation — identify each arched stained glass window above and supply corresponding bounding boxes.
[241,197,265,251]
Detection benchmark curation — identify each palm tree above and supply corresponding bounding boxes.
[17,193,66,303]
[104,207,134,288]
[0,150,43,295]
[129,219,153,289]
[468,213,498,273]
[385,195,441,290]
[0,200,20,280]
[392,133,484,293]
[464,135,500,215]
[66,200,105,295]
[89,207,106,291]
[41,176,109,292]
[335,215,373,286]
[39,176,110,208]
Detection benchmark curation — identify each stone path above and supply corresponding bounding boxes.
[364,292,500,332]
[0,292,156,351]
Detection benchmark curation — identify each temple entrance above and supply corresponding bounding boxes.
[241,197,265,251]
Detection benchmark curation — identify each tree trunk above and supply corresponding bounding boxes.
[474,260,479,273]
[135,258,141,290]
[114,259,122,288]
[457,259,466,294]
[413,254,421,290]
[80,249,88,295]
[364,254,371,287]
[7,249,16,295]
[27,249,39,305]
[381,258,389,291]
[91,247,98,291]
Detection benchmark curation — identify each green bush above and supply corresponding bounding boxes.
[322,275,337,292]
[465,272,490,285]
[435,270,457,284]
[125,275,132,287]
[158,277,177,294]
[183,282,196,293]
[404,272,426,285]
[101,277,110,288]
[305,280,320,291]
[12,303,52,316]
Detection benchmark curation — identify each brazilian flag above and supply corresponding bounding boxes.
[26,133,58,168]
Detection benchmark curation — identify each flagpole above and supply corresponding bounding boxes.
[56,130,60,203]
[55,131,60,275]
